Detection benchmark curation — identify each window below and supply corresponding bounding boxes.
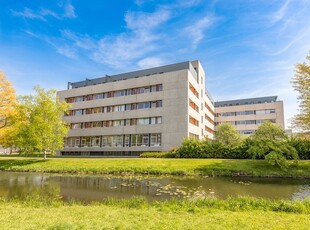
[107,106,114,113]
[150,134,161,146]
[138,118,149,125]
[136,134,143,146]
[138,102,145,109]
[91,136,100,147]
[245,111,255,115]
[151,85,157,92]
[156,101,162,107]
[84,122,92,128]
[66,97,75,103]
[115,105,125,112]
[189,116,199,126]
[71,123,82,129]
[64,137,81,148]
[139,87,145,94]
[131,134,137,147]
[125,119,130,126]
[150,117,156,125]
[138,102,150,109]
[131,103,137,110]
[107,92,114,98]
[92,121,102,128]
[113,135,123,147]
[124,135,130,147]
[81,137,91,147]
[103,121,113,127]
[93,107,102,113]
[85,108,92,115]
[102,136,113,147]
[130,119,137,126]
[132,88,137,95]
[113,120,122,127]
[156,84,163,91]
[94,94,103,100]
[142,134,149,146]
[74,110,83,116]
[222,112,235,117]
[76,96,83,102]
[256,110,265,115]
[115,90,125,97]
[156,117,162,124]
[125,104,131,111]
[85,95,93,101]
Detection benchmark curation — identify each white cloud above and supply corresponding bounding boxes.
[185,16,214,48]
[40,8,61,19]
[91,9,171,68]
[63,2,77,19]
[61,30,96,50]
[11,8,46,21]
[12,2,77,21]
[25,30,78,59]
[137,57,166,69]
[56,45,77,59]
[272,0,291,24]
[125,10,170,31]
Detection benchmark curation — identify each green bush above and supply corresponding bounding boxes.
[247,122,298,169]
[139,152,176,158]
[289,138,310,159]
[177,138,251,159]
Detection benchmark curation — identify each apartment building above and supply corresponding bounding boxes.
[57,61,215,156]
[214,96,284,135]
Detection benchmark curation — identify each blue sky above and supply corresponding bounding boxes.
[1,0,310,127]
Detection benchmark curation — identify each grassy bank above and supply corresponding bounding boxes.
[1,157,310,177]
[1,197,310,229]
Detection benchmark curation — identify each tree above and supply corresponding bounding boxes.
[0,71,16,129]
[292,52,310,132]
[215,123,242,146]
[16,86,70,159]
[248,121,298,169]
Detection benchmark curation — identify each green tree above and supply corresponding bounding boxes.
[292,52,310,132]
[15,86,70,159]
[215,123,242,146]
[248,121,298,169]
[0,71,16,129]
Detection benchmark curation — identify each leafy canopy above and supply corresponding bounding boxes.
[14,86,70,159]
[215,123,242,146]
[248,121,298,169]
[0,71,16,129]
[292,51,310,133]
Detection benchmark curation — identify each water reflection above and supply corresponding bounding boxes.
[0,172,309,202]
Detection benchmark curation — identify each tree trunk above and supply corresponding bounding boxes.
[44,150,47,160]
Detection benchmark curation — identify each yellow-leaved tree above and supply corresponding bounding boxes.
[292,52,310,135]
[0,71,16,129]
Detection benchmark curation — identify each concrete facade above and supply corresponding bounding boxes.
[214,96,284,135]
[57,61,215,156]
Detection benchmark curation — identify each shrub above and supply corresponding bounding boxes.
[139,152,176,158]
[289,138,310,159]
[248,122,298,169]
[178,138,203,158]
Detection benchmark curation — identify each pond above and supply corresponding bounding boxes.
[0,172,310,202]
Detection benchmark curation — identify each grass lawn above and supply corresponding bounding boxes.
[0,197,310,229]
[1,157,310,177]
